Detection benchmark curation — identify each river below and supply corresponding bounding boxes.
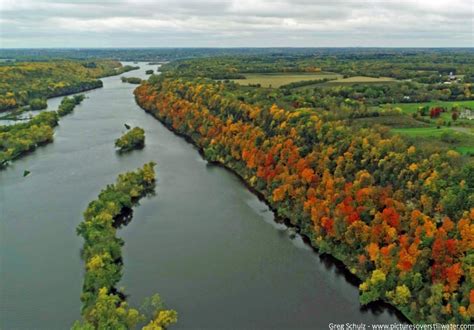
[0,62,403,329]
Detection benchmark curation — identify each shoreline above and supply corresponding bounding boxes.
[0,83,102,116]
[137,101,412,324]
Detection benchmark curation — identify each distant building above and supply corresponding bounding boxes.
[459,109,474,120]
[444,72,461,84]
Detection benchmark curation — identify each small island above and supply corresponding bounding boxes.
[57,94,85,116]
[120,76,142,84]
[114,126,145,152]
[145,69,154,74]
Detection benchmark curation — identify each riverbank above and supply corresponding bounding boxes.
[135,91,412,324]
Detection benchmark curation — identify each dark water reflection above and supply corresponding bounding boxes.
[0,63,403,329]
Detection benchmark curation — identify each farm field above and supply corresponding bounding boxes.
[230,72,342,88]
[391,127,457,137]
[295,75,398,90]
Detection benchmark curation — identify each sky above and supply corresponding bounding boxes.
[0,0,473,48]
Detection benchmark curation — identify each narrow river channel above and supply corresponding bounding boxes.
[0,63,403,329]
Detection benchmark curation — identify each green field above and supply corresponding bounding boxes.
[391,127,454,137]
[455,146,474,155]
[391,127,474,155]
[297,75,397,90]
[230,72,342,88]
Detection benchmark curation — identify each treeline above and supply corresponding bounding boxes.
[289,81,473,106]
[0,47,363,62]
[160,51,474,84]
[115,127,145,152]
[135,78,473,324]
[0,60,138,111]
[73,163,177,329]
[279,78,336,89]
[0,94,85,168]
[279,78,334,89]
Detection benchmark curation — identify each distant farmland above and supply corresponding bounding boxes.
[229,72,342,88]
[294,75,398,90]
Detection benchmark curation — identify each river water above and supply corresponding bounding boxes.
[0,62,403,329]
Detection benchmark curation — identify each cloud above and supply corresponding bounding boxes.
[0,0,472,47]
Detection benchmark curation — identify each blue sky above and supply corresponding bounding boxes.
[1,0,473,48]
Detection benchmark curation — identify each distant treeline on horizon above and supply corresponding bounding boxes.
[1,47,474,62]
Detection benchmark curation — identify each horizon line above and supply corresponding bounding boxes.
[2,46,474,50]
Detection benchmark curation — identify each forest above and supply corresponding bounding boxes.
[0,60,138,111]
[135,68,473,323]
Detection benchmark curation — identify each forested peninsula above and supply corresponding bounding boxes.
[0,60,138,111]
